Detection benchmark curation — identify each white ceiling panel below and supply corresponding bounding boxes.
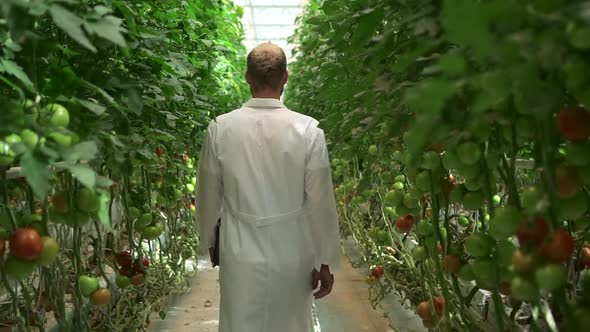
[234,0,308,62]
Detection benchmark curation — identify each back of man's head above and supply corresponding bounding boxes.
[247,42,287,91]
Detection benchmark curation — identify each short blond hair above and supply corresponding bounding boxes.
[247,42,287,90]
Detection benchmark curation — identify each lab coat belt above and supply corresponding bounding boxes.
[224,204,304,227]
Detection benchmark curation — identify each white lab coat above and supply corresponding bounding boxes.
[196,98,341,332]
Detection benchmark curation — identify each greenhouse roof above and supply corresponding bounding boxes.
[233,0,308,63]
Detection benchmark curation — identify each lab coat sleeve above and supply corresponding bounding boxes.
[195,120,223,256]
[305,126,341,272]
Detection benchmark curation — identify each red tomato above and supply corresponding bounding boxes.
[437,244,443,255]
[443,254,463,273]
[433,296,444,316]
[116,250,132,267]
[555,165,579,198]
[0,237,5,257]
[155,147,163,157]
[395,215,415,233]
[371,266,385,279]
[416,301,433,320]
[9,228,42,261]
[90,288,112,306]
[142,256,149,268]
[542,230,575,263]
[557,106,590,141]
[161,163,168,172]
[119,266,135,277]
[516,216,549,248]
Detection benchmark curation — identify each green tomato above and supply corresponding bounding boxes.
[384,206,398,219]
[39,237,59,266]
[77,188,100,213]
[457,142,481,165]
[403,193,420,209]
[442,150,461,170]
[20,129,39,148]
[79,275,100,297]
[421,151,440,170]
[392,182,404,190]
[413,246,428,261]
[457,216,470,227]
[415,171,431,192]
[492,195,501,206]
[394,175,406,183]
[535,264,566,291]
[0,141,15,166]
[416,220,434,236]
[186,183,195,192]
[128,207,141,219]
[511,277,538,302]
[464,234,495,258]
[384,190,404,207]
[139,213,153,226]
[5,134,22,145]
[392,150,403,162]
[44,103,70,128]
[489,206,522,240]
[48,131,72,147]
[368,145,378,156]
[143,225,161,240]
[116,275,131,289]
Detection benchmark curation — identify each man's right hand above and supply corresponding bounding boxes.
[311,264,334,299]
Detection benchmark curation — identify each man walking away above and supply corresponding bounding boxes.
[196,42,341,332]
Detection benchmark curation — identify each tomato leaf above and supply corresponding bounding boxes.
[20,151,49,200]
[66,164,96,188]
[49,4,97,53]
[0,59,34,91]
[63,141,98,162]
[83,16,127,47]
[75,98,107,115]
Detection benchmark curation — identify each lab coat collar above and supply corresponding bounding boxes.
[243,98,286,109]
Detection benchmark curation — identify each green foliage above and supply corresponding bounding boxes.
[288,0,590,331]
[0,0,246,330]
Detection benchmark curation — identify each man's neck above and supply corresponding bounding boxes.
[251,89,282,100]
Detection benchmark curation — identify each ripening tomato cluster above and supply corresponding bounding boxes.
[0,102,76,169]
[115,250,149,288]
[0,227,58,281]
[416,296,444,328]
[78,274,111,306]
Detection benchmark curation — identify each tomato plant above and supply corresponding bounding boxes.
[0,0,245,329]
[287,0,590,330]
